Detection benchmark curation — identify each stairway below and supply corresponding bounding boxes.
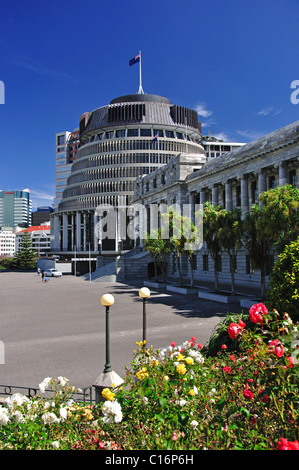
[80,249,151,282]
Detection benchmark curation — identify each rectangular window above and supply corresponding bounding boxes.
[165,130,174,138]
[140,129,152,136]
[216,254,222,272]
[289,170,297,188]
[203,254,209,271]
[127,129,138,137]
[116,129,125,138]
[57,135,65,145]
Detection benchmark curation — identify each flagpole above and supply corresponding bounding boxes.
[138,50,144,94]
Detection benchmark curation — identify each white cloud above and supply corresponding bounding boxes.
[236,129,264,141]
[213,132,229,141]
[30,188,55,210]
[195,103,213,118]
[201,118,217,128]
[11,55,78,83]
[257,107,281,117]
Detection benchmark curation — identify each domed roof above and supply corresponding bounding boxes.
[110,93,171,105]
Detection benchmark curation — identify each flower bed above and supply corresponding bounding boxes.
[0,304,298,450]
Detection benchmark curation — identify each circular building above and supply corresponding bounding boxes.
[51,93,205,256]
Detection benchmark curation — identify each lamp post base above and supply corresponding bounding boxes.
[93,370,124,404]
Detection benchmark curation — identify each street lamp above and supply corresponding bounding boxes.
[139,287,150,347]
[101,293,114,373]
[93,293,124,404]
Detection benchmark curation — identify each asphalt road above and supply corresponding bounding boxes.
[0,271,245,392]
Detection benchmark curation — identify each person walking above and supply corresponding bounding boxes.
[41,271,45,282]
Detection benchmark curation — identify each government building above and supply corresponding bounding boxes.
[50,93,206,259]
[132,120,299,287]
[50,90,299,287]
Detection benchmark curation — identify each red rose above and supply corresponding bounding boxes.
[228,319,245,339]
[249,303,268,325]
[224,365,232,374]
[286,356,294,368]
[277,438,299,450]
[268,339,284,358]
[243,385,254,400]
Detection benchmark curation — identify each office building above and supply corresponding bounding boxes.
[0,189,32,228]
[0,230,16,257]
[54,129,80,209]
[32,206,53,226]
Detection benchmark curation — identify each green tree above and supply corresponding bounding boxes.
[218,208,243,295]
[144,228,172,282]
[258,184,299,253]
[241,204,275,299]
[202,202,223,292]
[267,237,299,320]
[161,209,200,287]
[15,231,37,269]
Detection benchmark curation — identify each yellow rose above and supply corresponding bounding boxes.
[176,364,187,375]
[102,388,115,401]
[185,357,194,365]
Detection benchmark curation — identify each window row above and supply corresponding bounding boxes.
[63,180,136,198]
[87,128,200,142]
[77,138,202,159]
[72,152,173,173]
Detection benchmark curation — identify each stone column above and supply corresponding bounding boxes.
[240,175,249,217]
[258,169,267,195]
[76,212,81,251]
[225,181,232,211]
[52,214,60,251]
[71,213,75,251]
[83,213,87,251]
[62,213,68,251]
[212,185,219,207]
[279,162,288,187]
[199,189,206,205]
[94,211,99,252]
[189,192,195,223]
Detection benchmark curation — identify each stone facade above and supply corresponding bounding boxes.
[133,120,299,288]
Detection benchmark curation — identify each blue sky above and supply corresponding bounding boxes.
[0,0,298,210]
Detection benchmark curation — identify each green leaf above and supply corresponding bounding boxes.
[240,407,250,418]
[159,397,167,408]
[155,413,164,423]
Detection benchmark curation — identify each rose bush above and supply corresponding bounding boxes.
[0,304,298,450]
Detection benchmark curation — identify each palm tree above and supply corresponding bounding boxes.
[218,208,243,295]
[241,204,274,299]
[201,203,223,292]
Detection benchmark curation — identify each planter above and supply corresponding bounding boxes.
[166,285,198,295]
[197,290,240,304]
[144,281,166,289]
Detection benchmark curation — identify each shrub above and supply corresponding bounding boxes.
[267,237,299,320]
[0,304,298,450]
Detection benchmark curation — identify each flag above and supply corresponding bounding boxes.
[129,53,141,66]
[152,134,158,142]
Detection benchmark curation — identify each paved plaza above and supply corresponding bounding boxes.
[0,271,245,392]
